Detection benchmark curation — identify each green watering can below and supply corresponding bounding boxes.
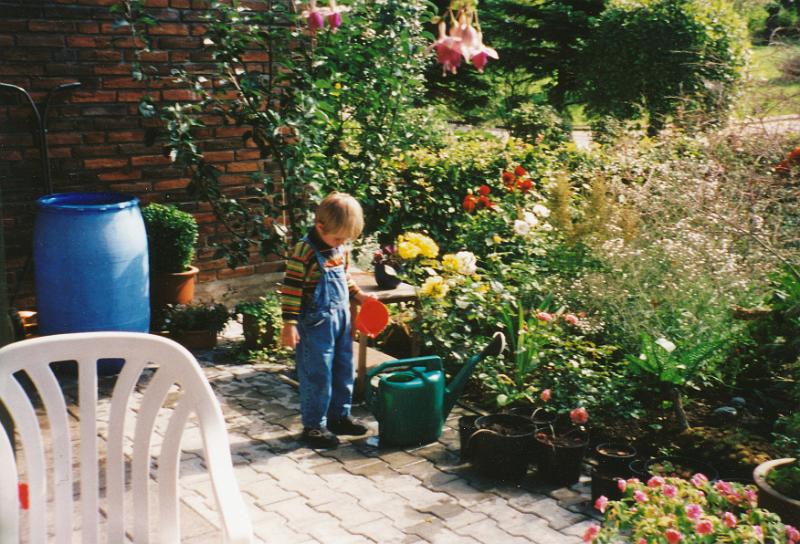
[365,332,505,447]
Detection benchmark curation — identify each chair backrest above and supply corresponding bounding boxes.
[0,332,253,544]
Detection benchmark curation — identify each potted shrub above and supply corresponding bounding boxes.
[141,203,200,311]
[468,413,537,481]
[584,473,798,543]
[162,303,230,350]
[754,458,800,526]
[535,407,590,486]
[235,292,282,350]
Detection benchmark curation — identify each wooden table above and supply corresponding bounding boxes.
[349,269,419,399]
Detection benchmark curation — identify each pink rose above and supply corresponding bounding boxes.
[570,407,589,425]
[685,503,703,520]
[647,476,665,488]
[582,524,600,543]
[665,528,682,544]
[594,495,608,513]
[696,519,713,535]
[787,525,800,543]
[564,313,579,326]
[663,484,677,498]
[617,479,627,493]
[536,311,554,322]
[723,512,737,529]
[690,473,708,488]
[633,490,648,503]
[540,389,551,402]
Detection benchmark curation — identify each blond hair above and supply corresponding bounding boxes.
[315,192,364,240]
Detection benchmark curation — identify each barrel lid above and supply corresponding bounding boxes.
[37,192,140,213]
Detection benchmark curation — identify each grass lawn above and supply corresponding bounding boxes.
[736,43,800,119]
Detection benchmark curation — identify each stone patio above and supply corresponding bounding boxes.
[174,325,599,543]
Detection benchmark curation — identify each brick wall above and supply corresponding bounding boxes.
[0,0,284,311]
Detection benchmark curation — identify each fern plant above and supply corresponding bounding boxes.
[628,333,729,431]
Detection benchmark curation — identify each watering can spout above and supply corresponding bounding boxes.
[443,332,505,418]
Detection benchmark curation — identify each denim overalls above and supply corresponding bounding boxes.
[296,237,354,429]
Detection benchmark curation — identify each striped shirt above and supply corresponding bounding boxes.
[280,228,360,323]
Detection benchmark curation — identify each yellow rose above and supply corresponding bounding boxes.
[396,241,420,260]
[419,276,449,299]
[442,254,460,273]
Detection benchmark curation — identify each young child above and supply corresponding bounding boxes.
[280,192,372,448]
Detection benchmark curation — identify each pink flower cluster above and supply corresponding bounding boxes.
[301,0,349,32]
[427,6,497,75]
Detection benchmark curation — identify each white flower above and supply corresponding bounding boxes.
[454,251,477,275]
[655,337,676,353]
[532,204,551,218]
[523,211,538,227]
[513,220,531,236]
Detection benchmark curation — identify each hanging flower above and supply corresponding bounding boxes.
[302,0,326,31]
[469,33,498,72]
[428,2,497,74]
[325,0,350,31]
[428,21,463,75]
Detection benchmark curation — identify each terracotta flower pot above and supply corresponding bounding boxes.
[170,328,217,350]
[150,265,200,310]
[754,458,800,526]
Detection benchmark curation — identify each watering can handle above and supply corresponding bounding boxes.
[365,356,442,380]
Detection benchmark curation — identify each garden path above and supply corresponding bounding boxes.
[175,323,599,543]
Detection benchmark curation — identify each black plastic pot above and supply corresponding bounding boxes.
[645,456,718,482]
[458,415,479,461]
[469,414,536,481]
[374,262,402,290]
[535,429,588,486]
[591,470,624,502]
[594,443,637,477]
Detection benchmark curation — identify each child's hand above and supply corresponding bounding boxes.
[355,291,377,304]
[281,323,300,349]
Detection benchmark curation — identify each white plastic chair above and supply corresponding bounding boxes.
[0,332,253,544]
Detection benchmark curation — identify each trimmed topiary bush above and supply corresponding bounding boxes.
[142,203,199,274]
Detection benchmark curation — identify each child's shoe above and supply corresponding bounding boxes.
[302,427,340,449]
[327,416,368,436]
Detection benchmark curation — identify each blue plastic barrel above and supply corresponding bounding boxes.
[34,193,150,342]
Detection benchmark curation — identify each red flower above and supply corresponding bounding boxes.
[477,195,494,209]
[788,145,800,163]
[517,178,533,192]
[478,184,491,196]
[463,194,478,213]
[570,407,589,425]
[514,165,527,177]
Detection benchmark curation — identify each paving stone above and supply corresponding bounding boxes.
[513,497,586,530]
[429,477,496,506]
[315,496,385,528]
[378,450,421,469]
[453,517,528,544]
[349,516,407,543]
[419,499,488,530]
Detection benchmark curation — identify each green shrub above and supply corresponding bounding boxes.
[235,292,282,349]
[163,303,230,335]
[579,0,749,134]
[141,203,198,273]
[505,102,570,145]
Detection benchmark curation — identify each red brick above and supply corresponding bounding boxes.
[242,51,269,62]
[161,89,198,102]
[170,51,190,63]
[217,265,254,279]
[97,170,142,181]
[236,149,261,160]
[17,34,65,47]
[138,50,169,62]
[171,0,191,7]
[218,175,251,186]
[198,270,217,282]
[102,77,148,89]
[99,23,135,35]
[83,132,106,144]
[117,91,148,102]
[227,161,259,173]
[70,91,117,103]
[77,22,99,33]
[108,131,144,143]
[194,212,217,224]
[29,21,75,32]
[190,25,207,37]
[156,37,200,49]
[0,35,14,47]
[215,126,250,138]
[154,178,189,191]
[144,0,169,6]
[84,158,128,169]
[48,132,82,145]
[148,23,189,36]
[79,49,121,62]
[131,154,171,167]
[0,65,44,76]
[48,147,72,158]
[66,35,112,48]
[94,64,131,75]
[0,150,23,161]
[203,151,235,162]
[77,0,118,5]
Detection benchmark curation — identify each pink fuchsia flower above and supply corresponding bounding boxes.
[302,0,325,31]
[685,503,703,520]
[428,22,463,75]
[633,490,648,503]
[540,389,551,402]
[617,479,627,493]
[563,313,579,326]
[594,495,608,513]
[695,519,713,535]
[324,0,350,31]
[787,525,800,543]
[690,473,708,488]
[663,484,678,498]
[714,480,733,495]
[647,476,665,488]
[582,524,600,543]
[536,311,554,322]
[665,529,682,544]
[723,512,737,529]
[570,407,589,425]
[469,33,498,72]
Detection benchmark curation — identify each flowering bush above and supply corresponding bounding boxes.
[585,474,798,544]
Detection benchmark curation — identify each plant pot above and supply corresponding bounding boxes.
[151,265,199,310]
[170,328,217,350]
[535,429,588,486]
[374,262,402,290]
[458,415,479,461]
[592,469,624,502]
[644,456,718,482]
[469,414,536,481]
[242,313,275,350]
[754,458,800,526]
[594,443,637,477]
